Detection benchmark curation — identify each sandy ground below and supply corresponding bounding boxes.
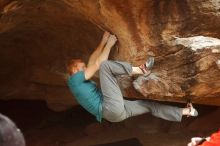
[0,100,219,146]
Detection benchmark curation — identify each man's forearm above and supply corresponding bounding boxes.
[96,44,112,67]
[96,34,117,66]
[87,33,109,67]
[96,32,110,52]
[98,39,107,50]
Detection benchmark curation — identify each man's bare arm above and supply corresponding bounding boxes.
[87,31,110,67]
[85,35,117,80]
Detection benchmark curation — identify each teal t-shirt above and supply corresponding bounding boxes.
[67,71,103,122]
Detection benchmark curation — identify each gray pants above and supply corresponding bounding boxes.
[100,61,183,122]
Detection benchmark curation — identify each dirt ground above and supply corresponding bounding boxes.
[0,100,219,146]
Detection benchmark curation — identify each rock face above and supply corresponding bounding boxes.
[0,0,220,111]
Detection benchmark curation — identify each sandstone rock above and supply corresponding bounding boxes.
[131,36,220,105]
[0,0,220,111]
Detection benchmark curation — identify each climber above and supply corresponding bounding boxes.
[66,31,198,123]
[0,113,25,146]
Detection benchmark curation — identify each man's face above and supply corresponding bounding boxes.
[76,62,86,71]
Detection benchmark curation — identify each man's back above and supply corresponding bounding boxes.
[67,71,103,122]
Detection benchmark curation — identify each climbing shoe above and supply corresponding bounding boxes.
[139,57,154,75]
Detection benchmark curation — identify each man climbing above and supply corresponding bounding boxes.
[67,31,198,123]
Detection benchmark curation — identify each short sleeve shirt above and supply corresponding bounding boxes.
[67,71,103,122]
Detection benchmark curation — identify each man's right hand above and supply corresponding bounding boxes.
[102,31,110,44]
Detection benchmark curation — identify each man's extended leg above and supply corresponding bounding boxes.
[87,31,110,67]
[123,99,183,122]
[100,60,189,122]
[99,60,179,122]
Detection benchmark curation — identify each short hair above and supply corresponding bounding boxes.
[67,59,83,75]
[0,114,25,146]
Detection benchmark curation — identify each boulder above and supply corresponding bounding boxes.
[0,0,220,111]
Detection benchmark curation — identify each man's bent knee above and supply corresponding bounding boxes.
[103,109,127,122]
[100,60,112,73]
[104,114,126,122]
[100,60,111,68]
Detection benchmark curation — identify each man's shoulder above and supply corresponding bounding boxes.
[68,71,86,84]
[69,71,85,79]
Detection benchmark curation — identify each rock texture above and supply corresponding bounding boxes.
[0,0,220,111]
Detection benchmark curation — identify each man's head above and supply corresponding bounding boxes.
[67,59,86,75]
[0,114,25,146]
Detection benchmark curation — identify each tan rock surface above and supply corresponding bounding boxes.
[0,0,220,111]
